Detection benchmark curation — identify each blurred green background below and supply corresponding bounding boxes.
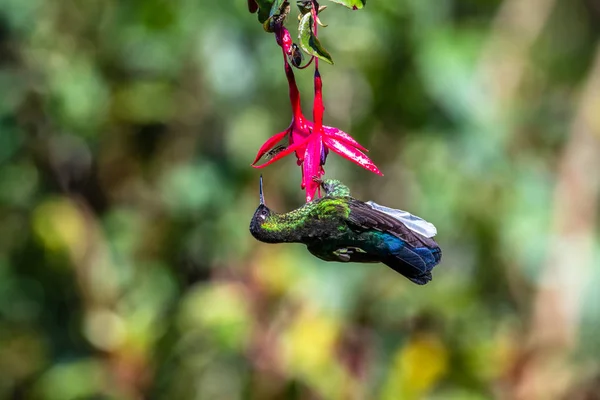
[1,0,600,399]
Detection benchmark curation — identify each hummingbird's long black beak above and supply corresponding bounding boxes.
[259,175,265,205]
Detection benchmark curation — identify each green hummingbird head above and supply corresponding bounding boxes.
[321,179,351,197]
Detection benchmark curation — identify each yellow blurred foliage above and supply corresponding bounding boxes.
[32,197,88,264]
[471,329,519,384]
[281,307,347,398]
[178,282,254,352]
[253,248,301,296]
[382,334,449,400]
[32,359,109,400]
[112,81,174,123]
[83,308,127,352]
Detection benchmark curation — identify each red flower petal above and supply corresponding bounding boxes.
[323,137,383,176]
[276,28,293,56]
[302,134,326,201]
[290,120,311,162]
[283,57,302,117]
[253,135,312,168]
[313,69,324,130]
[251,129,290,165]
[323,125,368,152]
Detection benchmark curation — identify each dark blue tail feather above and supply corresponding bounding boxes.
[381,233,442,285]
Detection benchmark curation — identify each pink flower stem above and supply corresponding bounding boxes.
[311,1,322,131]
[284,54,302,119]
[296,56,314,70]
[312,0,324,198]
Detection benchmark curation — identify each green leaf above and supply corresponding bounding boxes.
[296,0,312,15]
[262,0,290,32]
[256,0,275,23]
[327,0,365,9]
[269,0,286,18]
[298,13,333,64]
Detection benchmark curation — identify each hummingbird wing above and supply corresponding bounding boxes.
[346,199,438,249]
[365,201,437,238]
[345,199,441,285]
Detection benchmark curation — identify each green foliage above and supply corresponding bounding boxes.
[252,0,351,64]
[327,0,366,9]
[0,0,599,399]
[256,0,276,23]
[262,0,290,32]
[298,12,334,64]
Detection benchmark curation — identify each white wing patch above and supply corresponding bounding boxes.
[366,201,437,238]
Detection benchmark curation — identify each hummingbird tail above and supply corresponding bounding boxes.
[381,233,442,285]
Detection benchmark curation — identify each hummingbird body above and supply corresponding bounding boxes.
[250,178,441,285]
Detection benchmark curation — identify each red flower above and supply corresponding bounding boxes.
[252,27,382,202]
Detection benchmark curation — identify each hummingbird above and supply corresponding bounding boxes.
[249,176,441,284]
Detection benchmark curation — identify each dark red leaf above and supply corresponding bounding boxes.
[248,0,258,13]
